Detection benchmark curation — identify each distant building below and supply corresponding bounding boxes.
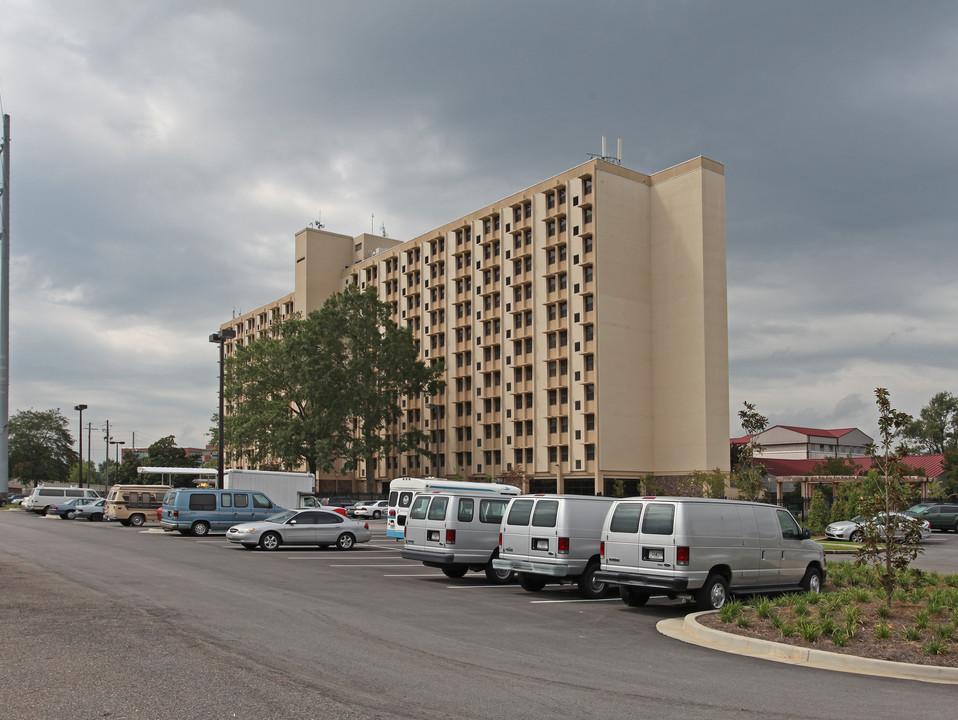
[221,156,730,495]
[732,426,873,460]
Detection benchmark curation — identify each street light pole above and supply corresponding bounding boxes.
[111,440,125,476]
[209,328,236,489]
[74,405,87,487]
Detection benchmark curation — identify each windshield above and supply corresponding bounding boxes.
[265,510,297,524]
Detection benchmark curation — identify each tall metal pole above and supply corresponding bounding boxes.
[0,115,10,500]
[74,405,87,487]
[210,328,235,490]
[104,420,110,492]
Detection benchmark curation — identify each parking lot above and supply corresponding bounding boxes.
[2,508,957,720]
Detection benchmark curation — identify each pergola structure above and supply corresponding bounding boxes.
[772,475,933,507]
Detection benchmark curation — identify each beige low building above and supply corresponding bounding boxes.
[221,156,730,495]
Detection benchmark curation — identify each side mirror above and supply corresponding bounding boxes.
[288,520,297,526]
[801,528,811,540]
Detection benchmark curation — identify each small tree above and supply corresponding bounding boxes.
[807,488,829,534]
[9,408,77,486]
[855,388,925,607]
[691,468,727,499]
[732,402,769,502]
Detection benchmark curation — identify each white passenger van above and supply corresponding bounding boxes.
[593,497,825,611]
[23,486,102,515]
[104,484,172,526]
[386,477,520,539]
[401,489,519,583]
[493,494,618,599]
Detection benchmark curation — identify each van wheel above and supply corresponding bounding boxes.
[129,514,146,527]
[485,562,514,585]
[260,532,281,551]
[620,587,650,607]
[696,574,729,611]
[578,562,610,599]
[801,567,823,594]
[518,573,547,592]
[336,533,355,551]
[191,521,210,537]
[442,566,469,578]
[40,506,50,516]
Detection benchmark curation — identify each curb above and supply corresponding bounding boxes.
[657,611,958,685]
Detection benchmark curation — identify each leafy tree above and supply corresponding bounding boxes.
[807,488,829,534]
[904,391,958,454]
[808,456,860,476]
[855,388,925,607]
[732,402,768,502]
[934,448,958,501]
[68,461,99,487]
[9,409,77,486]
[226,286,445,489]
[691,468,728,499]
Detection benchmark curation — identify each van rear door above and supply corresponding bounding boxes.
[776,509,810,584]
[500,498,536,559]
[423,495,451,549]
[602,502,643,571]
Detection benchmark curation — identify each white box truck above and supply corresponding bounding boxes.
[221,469,318,510]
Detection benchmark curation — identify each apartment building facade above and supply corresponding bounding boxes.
[221,156,730,495]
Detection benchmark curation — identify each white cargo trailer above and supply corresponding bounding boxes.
[221,469,317,510]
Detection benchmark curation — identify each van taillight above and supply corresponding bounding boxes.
[600,541,605,558]
[677,546,690,566]
[446,529,456,544]
[173,510,179,518]
[558,537,570,554]
[498,532,502,547]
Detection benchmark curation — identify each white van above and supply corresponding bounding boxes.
[493,494,618,599]
[593,497,825,611]
[386,477,520,539]
[23,486,102,515]
[401,490,514,583]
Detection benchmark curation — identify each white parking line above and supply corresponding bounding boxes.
[328,563,422,568]
[384,573,442,577]
[445,585,515,590]
[529,598,622,604]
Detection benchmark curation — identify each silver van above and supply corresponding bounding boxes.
[24,486,102,515]
[493,494,618,599]
[401,491,514,583]
[594,497,825,611]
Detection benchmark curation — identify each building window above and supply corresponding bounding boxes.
[547,220,556,237]
[547,192,556,210]
[583,266,593,283]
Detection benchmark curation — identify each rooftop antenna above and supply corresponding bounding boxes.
[371,213,374,234]
[380,222,388,238]
[588,135,623,165]
[310,211,324,230]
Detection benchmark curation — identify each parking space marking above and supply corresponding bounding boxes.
[384,573,442,577]
[327,563,423,567]
[444,585,515,590]
[529,598,622,604]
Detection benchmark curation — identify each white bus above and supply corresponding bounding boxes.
[386,476,521,539]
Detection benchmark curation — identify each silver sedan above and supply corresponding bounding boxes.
[226,509,372,551]
[825,513,932,542]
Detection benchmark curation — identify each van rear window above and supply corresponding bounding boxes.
[641,504,675,535]
[532,500,559,528]
[427,497,449,521]
[252,493,271,509]
[189,493,216,511]
[610,503,643,533]
[409,495,430,520]
[506,499,534,526]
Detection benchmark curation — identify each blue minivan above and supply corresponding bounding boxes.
[160,488,281,536]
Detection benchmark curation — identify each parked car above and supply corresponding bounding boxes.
[352,500,389,519]
[48,497,92,520]
[73,498,107,522]
[825,512,932,542]
[906,503,958,533]
[321,496,358,510]
[226,509,372,551]
[6,493,25,505]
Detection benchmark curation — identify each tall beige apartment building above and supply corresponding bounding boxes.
[221,156,729,495]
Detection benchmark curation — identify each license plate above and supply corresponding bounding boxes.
[532,538,550,551]
[645,548,664,562]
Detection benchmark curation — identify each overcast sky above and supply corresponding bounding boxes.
[2,1,957,464]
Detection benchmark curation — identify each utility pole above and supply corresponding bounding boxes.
[104,420,110,492]
[0,114,10,500]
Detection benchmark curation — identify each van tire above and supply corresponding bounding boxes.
[518,573,547,592]
[335,533,356,551]
[191,521,211,537]
[578,562,610,599]
[696,574,729,611]
[260,532,281,551]
[801,566,823,594]
[620,587,650,607]
[40,506,50,516]
[485,563,514,584]
[442,566,469,578]
[129,514,146,527]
